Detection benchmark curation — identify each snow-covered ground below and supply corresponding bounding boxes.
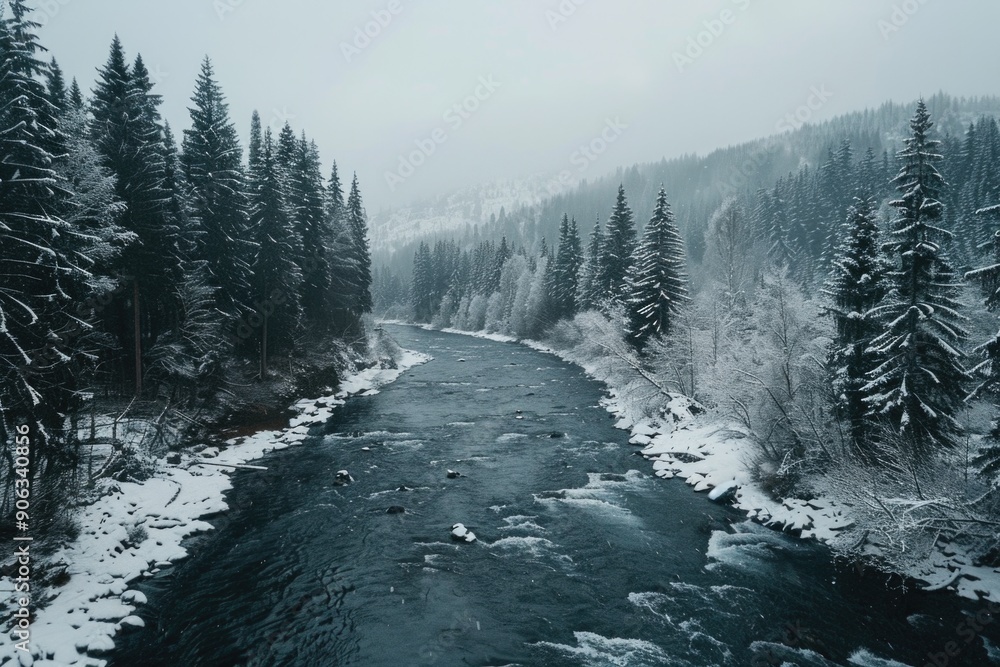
[0,351,429,667]
[431,325,1000,604]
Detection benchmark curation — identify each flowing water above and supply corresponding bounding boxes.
[111,325,1000,666]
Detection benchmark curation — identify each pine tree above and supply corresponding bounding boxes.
[68,77,83,110]
[864,101,970,461]
[411,242,434,322]
[247,110,263,176]
[577,217,603,311]
[0,0,111,469]
[596,184,637,305]
[181,57,254,321]
[291,135,331,325]
[823,197,889,460]
[965,204,1000,477]
[248,128,302,377]
[45,57,66,113]
[89,38,177,394]
[323,160,356,330]
[346,174,373,319]
[551,214,583,320]
[626,188,689,351]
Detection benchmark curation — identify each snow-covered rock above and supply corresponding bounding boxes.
[451,523,477,543]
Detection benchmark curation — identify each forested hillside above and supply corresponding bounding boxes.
[0,2,373,536]
[383,98,1000,574]
[373,92,1000,311]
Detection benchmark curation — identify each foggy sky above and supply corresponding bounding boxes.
[34,0,1000,212]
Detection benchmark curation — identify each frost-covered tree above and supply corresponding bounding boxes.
[708,198,753,310]
[0,1,122,469]
[965,204,1000,478]
[596,184,637,306]
[577,217,603,311]
[626,188,689,352]
[864,101,970,461]
[823,197,888,460]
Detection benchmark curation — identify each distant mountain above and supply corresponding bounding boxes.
[375,92,1000,270]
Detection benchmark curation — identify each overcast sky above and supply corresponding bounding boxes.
[34,0,1000,211]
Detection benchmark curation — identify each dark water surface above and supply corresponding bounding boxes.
[111,325,1000,666]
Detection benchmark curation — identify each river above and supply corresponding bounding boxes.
[111,325,999,666]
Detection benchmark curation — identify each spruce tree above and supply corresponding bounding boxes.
[248,129,302,377]
[247,110,263,176]
[45,57,66,113]
[323,161,355,330]
[551,214,583,320]
[965,204,1000,477]
[596,184,637,305]
[89,38,176,394]
[0,0,106,468]
[68,77,83,110]
[287,135,330,325]
[346,174,373,318]
[864,101,970,461]
[823,197,889,460]
[181,57,254,320]
[577,217,603,311]
[626,188,689,351]
[411,242,434,322]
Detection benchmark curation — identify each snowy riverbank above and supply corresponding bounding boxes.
[0,350,430,667]
[422,324,1000,604]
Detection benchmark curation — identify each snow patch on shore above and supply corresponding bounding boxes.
[0,350,430,667]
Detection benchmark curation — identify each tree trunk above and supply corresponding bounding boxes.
[260,310,268,379]
[133,278,142,396]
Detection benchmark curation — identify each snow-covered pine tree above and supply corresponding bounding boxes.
[576,217,603,311]
[275,121,298,182]
[247,110,263,176]
[596,184,637,306]
[964,203,1000,477]
[181,57,254,322]
[411,242,434,322]
[864,101,970,461]
[823,197,889,461]
[68,77,84,110]
[323,160,361,332]
[346,174,373,320]
[818,140,855,269]
[289,135,331,326]
[550,214,582,320]
[90,39,178,394]
[45,57,66,112]
[248,128,302,377]
[626,187,689,352]
[0,0,107,470]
